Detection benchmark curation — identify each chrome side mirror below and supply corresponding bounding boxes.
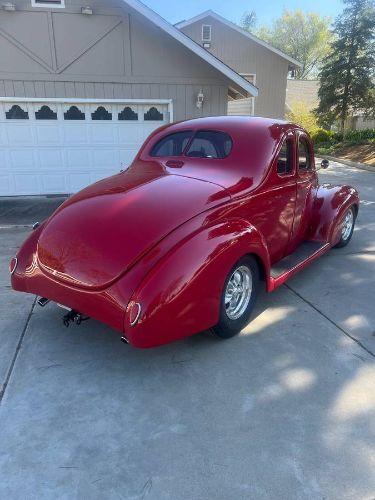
[321,159,329,169]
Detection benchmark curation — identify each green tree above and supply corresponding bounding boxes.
[317,0,375,133]
[240,10,257,32]
[255,10,332,79]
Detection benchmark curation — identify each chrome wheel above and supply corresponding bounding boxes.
[225,265,252,320]
[342,209,354,241]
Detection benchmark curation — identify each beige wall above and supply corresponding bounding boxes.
[181,16,290,119]
[0,1,229,120]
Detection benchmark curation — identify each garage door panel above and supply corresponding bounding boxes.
[0,123,6,145]
[10,150,35,169]
[14,174,41,195]
[118,124,144,144]
[42,174,67,194]
[65,149,91,168]
[92,149,120,168]
[6,124,34,145]
[63,125,89,144]
[89,124,118,144]
[0,176,10,196]
[37,149,63,168]
[0,100,170,195]
[35,125,61,145]
[0,150,7,166]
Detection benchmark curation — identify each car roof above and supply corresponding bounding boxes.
[163,116,299,133]
[139,116,307,194]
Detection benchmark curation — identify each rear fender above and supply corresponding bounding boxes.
[124,219,270,348]
[310,184,359,245]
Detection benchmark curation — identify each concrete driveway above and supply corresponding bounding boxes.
[0,162,374,500]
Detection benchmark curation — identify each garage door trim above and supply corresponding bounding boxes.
[0,97,174,121]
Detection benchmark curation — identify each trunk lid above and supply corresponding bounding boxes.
[37,162,229,289]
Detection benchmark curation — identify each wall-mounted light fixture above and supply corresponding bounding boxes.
[196,89,204,109]
[81,5,93,14]
[2,2,16,10]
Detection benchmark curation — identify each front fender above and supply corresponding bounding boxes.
[310,184,359,245]
[124,219,270,348]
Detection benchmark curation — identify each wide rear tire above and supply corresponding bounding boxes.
[212,255,260,339]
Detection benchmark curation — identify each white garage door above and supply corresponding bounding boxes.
[0,99,171,196]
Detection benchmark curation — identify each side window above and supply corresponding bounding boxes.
[151,131,193,157]
[202,25,212,42]
[298,137,312,171]
[277,138,294,175]
[186,131,232,159]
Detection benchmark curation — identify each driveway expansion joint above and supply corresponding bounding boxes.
[285,284,375,358]
[0,296,37,404]
[0,224,34,229]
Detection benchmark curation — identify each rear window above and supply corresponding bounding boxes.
[150,130,232,159]
[151,131,193,157]
[186,131,232,159]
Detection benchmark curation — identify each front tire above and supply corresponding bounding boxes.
[334,206,356,248]
[212,256,260,339]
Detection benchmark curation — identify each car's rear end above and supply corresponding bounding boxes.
[10,159,231,344]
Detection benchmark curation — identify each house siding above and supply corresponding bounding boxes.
[181,16,290,119]
[0,80,228,120]
[0,2,229,120]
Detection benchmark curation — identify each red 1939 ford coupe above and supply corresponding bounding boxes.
[10,117,359,348]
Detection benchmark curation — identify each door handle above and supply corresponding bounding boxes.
[166,160,184,168]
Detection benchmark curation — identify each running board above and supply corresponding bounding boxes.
[269,241,330,291]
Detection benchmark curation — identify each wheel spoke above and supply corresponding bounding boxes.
[224,265,253,321]
[233,272,241,285]
[342,209,354,241]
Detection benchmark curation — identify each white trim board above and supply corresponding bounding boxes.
[0,97,174,121]
[175,10,302,68]
[122,0,258,98]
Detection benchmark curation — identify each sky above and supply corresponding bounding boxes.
[142,0,344,27]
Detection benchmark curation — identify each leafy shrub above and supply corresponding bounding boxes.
[311,129,333,144]
[315,145,335,155]
[286,101,319,135]
[338,128,375,143]
[332,132,343,142]
[314,128,375,149]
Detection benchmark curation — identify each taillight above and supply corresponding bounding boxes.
[9,257,18,275]
[127,301,142,327]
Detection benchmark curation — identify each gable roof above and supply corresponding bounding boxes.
[122,1,258,97]
[175,10,302,68]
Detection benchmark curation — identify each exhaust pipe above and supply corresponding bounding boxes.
[62,310,90,327]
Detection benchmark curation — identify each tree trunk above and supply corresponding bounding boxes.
[340,115,346,135]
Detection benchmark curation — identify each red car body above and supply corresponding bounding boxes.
[11,117,359,348]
